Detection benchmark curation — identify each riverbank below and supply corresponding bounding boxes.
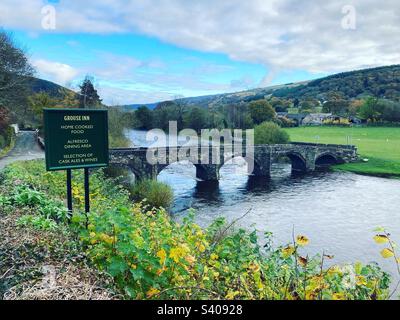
[0,159,397,300]
[285,126,400,178]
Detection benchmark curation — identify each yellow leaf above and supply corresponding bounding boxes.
[146,287,160,298]
[157,249,167,264]
[305,291,317,300]
[225,291,240,299]
[356,276,367,286]
[381,248,395,259]
[99,233,114,245]
[296,235,309,246]
[374,235,389,244]
[282,245,295,258]
[169,245,189,263]
[332,293,346,300]
[210,253,219,260]
[327,265,342,276]
[248,262,260,272]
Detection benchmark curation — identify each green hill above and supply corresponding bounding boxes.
[28,77,76,98]
[273,65,400,101]
[135,65,400,109]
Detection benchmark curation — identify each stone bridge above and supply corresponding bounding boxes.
[109,143,358,181]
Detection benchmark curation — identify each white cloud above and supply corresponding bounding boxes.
[97,85,174,106]
[2,0,400,83]
[32,59,79,85]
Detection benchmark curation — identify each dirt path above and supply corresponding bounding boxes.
[0,131,44,170]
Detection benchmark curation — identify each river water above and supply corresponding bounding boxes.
[126,129,400,287]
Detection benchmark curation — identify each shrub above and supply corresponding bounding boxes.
[130,179,174,209]
[254,121,290,145]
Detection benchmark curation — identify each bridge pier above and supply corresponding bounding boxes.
[129,164,160,181]
[252,158,271,177]
[195,164,221,181]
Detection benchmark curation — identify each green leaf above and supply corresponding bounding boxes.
[108,256,128,277]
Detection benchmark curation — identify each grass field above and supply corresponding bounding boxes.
[285,126,400,177]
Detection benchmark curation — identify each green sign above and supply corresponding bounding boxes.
[44,108,109,171]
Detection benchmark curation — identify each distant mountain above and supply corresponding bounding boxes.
[272,65,400,101]
[163,81,310,108]
[125,65,400,109]
[28,77,76,98]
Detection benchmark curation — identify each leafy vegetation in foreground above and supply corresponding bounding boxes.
[285,126,400,177]
[1,160,399,300]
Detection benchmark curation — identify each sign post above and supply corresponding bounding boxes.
[43,108,109,218]
[66,169,73,212]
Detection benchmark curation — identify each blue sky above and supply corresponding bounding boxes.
[13,30,323,105]
[1,1,398,105]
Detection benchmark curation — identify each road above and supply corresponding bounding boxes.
[0,131,44,170]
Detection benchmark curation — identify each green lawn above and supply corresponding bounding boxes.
[285,126,400,177]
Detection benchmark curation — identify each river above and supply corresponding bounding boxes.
[126,129,400,289]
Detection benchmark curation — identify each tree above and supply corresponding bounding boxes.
[269,97,292,112]
[224,103,254,129]
[299,98,320,112]
[358,97,385,121]
[135,106,154,129]
[184,107,208,132]
[322,99,350,116]
[28,92,57,119]
[348,99,363,116]
[0,31,34,119]
[107,107,131,147]
[254,121,289,145]
[79,76,102,108]
[153,103,183,131]
[248,100,276,125]
[0,106,10,134]
[380,100,400,122]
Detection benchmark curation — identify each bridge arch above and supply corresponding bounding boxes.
[315,152,343,168]
[285,152,308,172]
[157,160,197,179]
[154,159,216,182]
[219,156,264,178]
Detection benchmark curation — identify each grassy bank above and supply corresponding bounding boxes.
[0,128,16,159]
[285,126,400,177]
[1,160,399,300]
